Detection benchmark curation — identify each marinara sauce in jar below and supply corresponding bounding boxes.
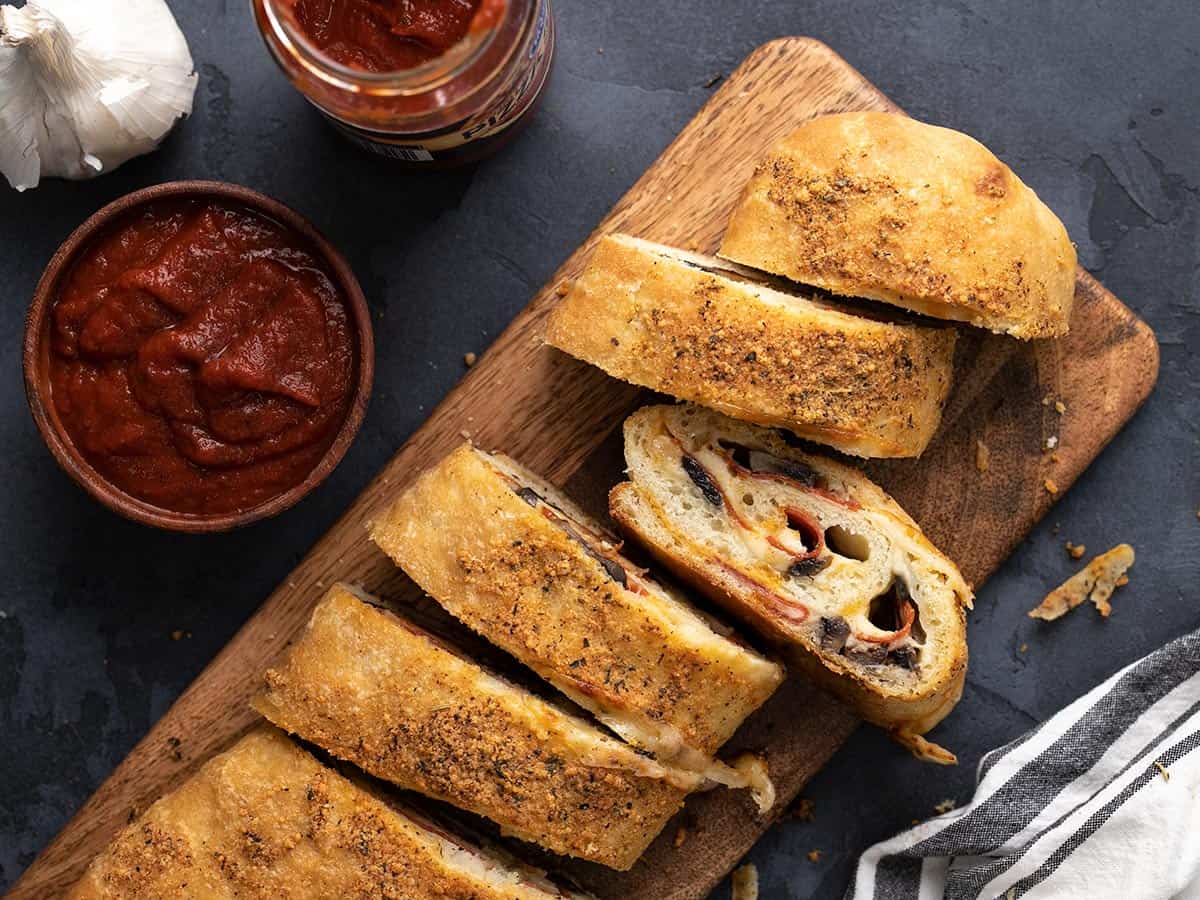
[252,0,554,166]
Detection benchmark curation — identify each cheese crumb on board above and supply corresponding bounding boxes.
[1065,541,1086,559]
[1029,544,1135,620]
[731,863,758,900]
[975,439,990,473]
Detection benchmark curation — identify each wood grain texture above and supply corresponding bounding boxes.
[9,37,1158,900]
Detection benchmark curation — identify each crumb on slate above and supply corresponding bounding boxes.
[1066,541,1086,559]
[807,849,822,863]
[934,798,957,815]
[1029,543,1135,620]
[731,863,758,900]
[463,351,477,367]
[789,796,815,822]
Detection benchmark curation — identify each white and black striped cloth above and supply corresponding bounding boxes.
[847,630,1200,900]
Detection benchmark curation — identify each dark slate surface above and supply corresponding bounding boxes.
[1,1,1197,896]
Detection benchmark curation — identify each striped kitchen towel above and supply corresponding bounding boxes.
[847,629,1200,900]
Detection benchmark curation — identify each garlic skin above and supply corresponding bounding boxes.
[0,0,198,191]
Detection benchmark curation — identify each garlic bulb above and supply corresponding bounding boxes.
[0,0,198,191]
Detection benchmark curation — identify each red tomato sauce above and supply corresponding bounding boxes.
[290,0,507,72]
[47,200,356,516]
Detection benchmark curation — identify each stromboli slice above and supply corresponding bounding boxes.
[719,112,1077,339]
[252,584,698,871]
[70,727,592,899]
[544,233,956,458]
[609,405,972,761]
[368,443,783,799]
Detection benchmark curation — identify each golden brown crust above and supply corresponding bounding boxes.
[368,443,783,761]
[70,727,590,899]
[719,112,1077,340]
[252,586,689,870]
[545,234,957,458]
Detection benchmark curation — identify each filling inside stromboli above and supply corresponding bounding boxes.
[638,414,934,681]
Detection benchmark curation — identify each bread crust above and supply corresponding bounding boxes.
[719,112,1077,339]
[546,234,956,458]
[610,406,971,749]
[368,444,784,762]
[253,586,691,870]
[70,727,591,899]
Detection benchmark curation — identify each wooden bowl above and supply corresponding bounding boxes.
[22,181,374,533]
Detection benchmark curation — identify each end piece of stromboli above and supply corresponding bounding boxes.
[69,727,595,899]
[719,111,1077,339]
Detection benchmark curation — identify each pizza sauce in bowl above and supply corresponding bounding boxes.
[24,182,373,531]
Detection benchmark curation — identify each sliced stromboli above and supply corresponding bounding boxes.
[544,233,956,458]
[70,727,594,900]
[609,405,972,762]
[719,111,1077,339]
[368,443,783,805]
[253,584,700,871]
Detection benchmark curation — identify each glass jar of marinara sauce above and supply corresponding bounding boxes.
[252,0,554,166]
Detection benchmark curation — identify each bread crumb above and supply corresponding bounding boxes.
[1041,395,1052,407]
[687,239,700,251]
[934,798,957,815]
[807,849,822,863]
[1044,478,1059,495]
[463,351,477,367]
[459,430,471,440]
[893,730,957,765]
[1054,400,1067,415]
[704,73,724,88]
[1044,435,1059,451]
[975,439,990,473]
[554,281,572,297]
[1029,544,1135,620]
[731,863,758,900]
[1019,643,1029,653]
[789,796,815,822]
[673,825,688,848]
[1154,761,1170,782]
[170,629,183,641]
[1065,541,1086,559]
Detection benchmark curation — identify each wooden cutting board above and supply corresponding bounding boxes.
[9,37,1158,900]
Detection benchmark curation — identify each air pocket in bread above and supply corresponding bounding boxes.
[609,404,972,762]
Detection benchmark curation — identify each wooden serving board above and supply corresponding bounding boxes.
[10,38,1158,900]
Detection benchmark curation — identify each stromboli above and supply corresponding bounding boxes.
[69,727,594,899]
[253,584,699,870]
[609,405,972,762]
[544,233,957,458]
[369,444,784,806]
